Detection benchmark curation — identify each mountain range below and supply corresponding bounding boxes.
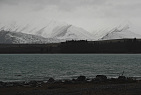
[0,19,141,44]
[0,30,62,44]
[99,26,141,40]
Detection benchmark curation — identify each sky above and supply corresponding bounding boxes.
[0,0,141,34]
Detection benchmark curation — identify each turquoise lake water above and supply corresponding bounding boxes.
[0,54,141,82]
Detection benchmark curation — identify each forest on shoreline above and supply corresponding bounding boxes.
[0,38,141,53]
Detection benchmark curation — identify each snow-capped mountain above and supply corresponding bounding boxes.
[0,18,141,44]
[0,30,62,44]
[0,19,95,41]
[99,26,141,40]
[51,25,95,40]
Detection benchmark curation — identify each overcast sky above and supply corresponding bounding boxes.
[0,0,141,34]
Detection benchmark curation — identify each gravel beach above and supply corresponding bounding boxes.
[0,76,141,95]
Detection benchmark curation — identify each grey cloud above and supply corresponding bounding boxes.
[1,0,141,18]
[0,0,108,11]
[42,0,107,11]
[105,1,141,18]
[31,0,107,6]
[0,0,141,10]
[0,0,20,5]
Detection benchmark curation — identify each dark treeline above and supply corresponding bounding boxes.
[0,38,141,53]
[60,38,141,53]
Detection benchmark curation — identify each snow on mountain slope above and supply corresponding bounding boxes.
[100,26,141,40]
[0,19,68,38]
[0,30,61,44]
[0,19,95,41]
[52,25,95,40]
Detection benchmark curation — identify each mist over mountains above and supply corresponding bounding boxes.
[0,19,141,44]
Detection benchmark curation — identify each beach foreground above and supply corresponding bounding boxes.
[0,76,141,95]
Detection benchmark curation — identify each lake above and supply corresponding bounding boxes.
[0,54,141,82]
